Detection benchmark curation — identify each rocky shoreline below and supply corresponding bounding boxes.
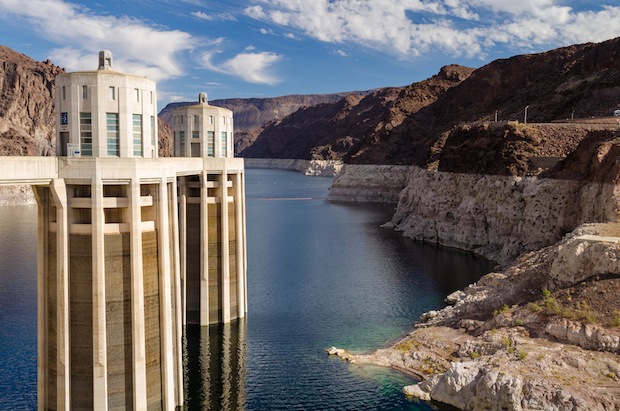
[328,223,620,410]
[324,132,620,410]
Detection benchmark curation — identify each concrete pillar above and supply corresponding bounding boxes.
[179,177,187,326]
[241,172,248,313]
[35,186,48,411]
[91,178,108,410]
[200,171,209,325]
[169,179,184,405]
[234,172,245,318]
[157,178,175,410]
[50,179,70,410]
[129,179,147,410]
[219,171,230,323]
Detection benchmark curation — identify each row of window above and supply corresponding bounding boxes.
[173,115,232,126]
[78,112,155,157]
[62,86,153,104]
[176,130,228,157]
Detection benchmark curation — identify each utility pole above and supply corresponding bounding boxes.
[524,105,529,124]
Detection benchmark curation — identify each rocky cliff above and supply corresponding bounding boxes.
[327,164,414,203]
[345,37,620,166]
[241,65,474,161]
[235,38,620,167]
[0,46,63,156]
[326,130,620,410]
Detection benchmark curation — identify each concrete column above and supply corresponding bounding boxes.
[234,172,245,318]
[34,186,48,411]
[129,179,147,410]
[219,171,230,324]
[50,179,70,410]
[169,179,184,405]
[241,173,248,312]
[157,179,175,410]
[200,171,209,326]
[179,177,187,326]
[91,178,108,409]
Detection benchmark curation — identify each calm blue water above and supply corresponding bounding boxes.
[0,169,493,410]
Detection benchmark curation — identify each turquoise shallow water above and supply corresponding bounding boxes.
[0,169,493,410]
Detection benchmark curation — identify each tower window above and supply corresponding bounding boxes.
[151,116,156,151]
[207,131,214,157]
[133,114,143,157]
[109,86,115,100]
[79,112,92,156]
[221,131,227,157]
[62,86,66,100]
[179,131,186,156]
[135,88,140,102]
[82,85,88,99]
[106,113,120,156]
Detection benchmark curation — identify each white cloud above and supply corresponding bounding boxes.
[243,0,620,59]
[191,10,236,21]
[201,50,281,85]
[334,49,349,57]
[0,0,198,81]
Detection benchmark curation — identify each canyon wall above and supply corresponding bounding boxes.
[391,167,620,263]
[327,164,414,203]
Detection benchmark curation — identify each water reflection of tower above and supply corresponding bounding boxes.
[184,320,247,410]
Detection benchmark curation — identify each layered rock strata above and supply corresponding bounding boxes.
[391,167,620,264]
[327,164,414,203]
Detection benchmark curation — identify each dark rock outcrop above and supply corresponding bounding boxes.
[345,37,620,167]
[0,46,64,155]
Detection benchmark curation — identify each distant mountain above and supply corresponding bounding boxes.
[344,37,620,167]
[239,64,473,160]
[238,37,620,173]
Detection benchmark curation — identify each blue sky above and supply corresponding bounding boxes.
[0,0,619,108]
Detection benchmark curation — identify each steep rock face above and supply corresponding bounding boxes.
[239,86,411,160]
[158,117,173,157]
[0,46,64,155]
[346,37,620,166]
[391,130,620,263]
[327,164,414,203]
[243,65,472,161]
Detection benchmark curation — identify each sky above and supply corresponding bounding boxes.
[0,0,619,109]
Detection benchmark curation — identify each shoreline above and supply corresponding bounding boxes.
[328,222,620,410]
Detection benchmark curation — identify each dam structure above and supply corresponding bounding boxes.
[0,51,247,410]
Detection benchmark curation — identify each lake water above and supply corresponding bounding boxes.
[0,168,493,410]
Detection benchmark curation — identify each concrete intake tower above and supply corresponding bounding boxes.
[0,51,247,410]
